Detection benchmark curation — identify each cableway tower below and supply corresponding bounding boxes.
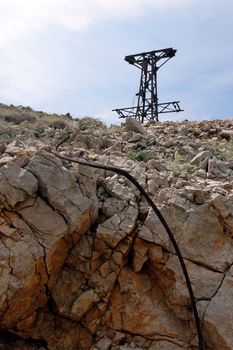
[113,48,183,123]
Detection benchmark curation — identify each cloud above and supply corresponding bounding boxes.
[1,0,232,122]
[0,0,193,108]
[0,0,194,44]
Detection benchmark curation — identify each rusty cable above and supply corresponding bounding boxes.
[53,145,205,350]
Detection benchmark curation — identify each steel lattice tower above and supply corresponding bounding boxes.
[113,48,183,123]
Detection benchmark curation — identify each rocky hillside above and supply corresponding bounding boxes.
[0,104,233,349]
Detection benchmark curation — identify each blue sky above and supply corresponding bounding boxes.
[0,0,233,124]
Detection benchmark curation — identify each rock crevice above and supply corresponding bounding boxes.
[1,117,233,349]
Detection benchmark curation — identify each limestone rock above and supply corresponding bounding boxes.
[71,289,99,321]
[203,267,233,349]
[1,114,233,349]
[190,150,212,165]
[0,211,47,329]
[143,201,233,272]
[219,129,233,140]
[149,341,185,349]
[26,151,97,232]
[101,174,136,201]
[5,140,24,156]
[106,268,192,345]
[97,204,138,247]
[0,143,6,155]
[125,117,147,135]
[95,337,112,350]
[151,254,223,319]
[208,157,232,178]
[0,163,38,207]
[101,198,126,218]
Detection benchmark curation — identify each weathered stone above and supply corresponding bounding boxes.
[149,341,185,349]
[168,195,189,211]
[210,193,231,219]
[203,268,233,349]
[52,266,85,317]
[0,143,6,155]
[0,163,38,207]
[143,202,233,272]
[128,133,143,143]
[71,289,99,321]
[152,254,223,319]
[102,198,126,218]
[0,213,47,329]
[178,203,233,271]
[26,151,97,232]
[1,114,233,349]
[97,205,138,247]
[0,155,14,167]
[104,142,123,155]
[219,129,233,140]
[208,158,232,178]
[125,117,147,135]
[95,337,112,350]
[147,159,167,172]
[101,174,136,201]
[190,150,212,165]
[106,268,192,345]
[5,140,24,156]
[132,238,150,272]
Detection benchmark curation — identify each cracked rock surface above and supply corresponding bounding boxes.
[0,115,233,349]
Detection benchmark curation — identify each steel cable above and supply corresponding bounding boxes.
[53,147,205,350]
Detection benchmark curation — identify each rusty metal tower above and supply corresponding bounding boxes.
[113,48,183,123]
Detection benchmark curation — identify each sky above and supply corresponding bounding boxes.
[0,0,233,124]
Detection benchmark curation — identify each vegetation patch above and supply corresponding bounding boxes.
[126,150,150,162]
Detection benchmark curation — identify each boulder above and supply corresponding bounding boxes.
[190,150,212,165]
[203,266,233,349]
[125,117,147,135]
[97,204,138,247]
[26,151,97,232]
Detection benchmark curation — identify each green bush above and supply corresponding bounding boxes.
[35,127,45,133]
[4,113,36,125]
[49,119,67,129]
[76,117,105,131]
[126,151,149,162]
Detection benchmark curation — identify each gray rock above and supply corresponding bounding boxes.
[0,144,6,155]
[26,151,98,232]
[203,268,233,349]
[0,163,38,207]
[148,159,167,172]
[95,337,112,350]
[190,150,212,165]
[128,133,144,143]
[125,118,147,135]
[219,129,233,140]
[97,204,138,247]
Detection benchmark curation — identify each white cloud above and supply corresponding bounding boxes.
[0,0,194,108]
[0,0,193,44]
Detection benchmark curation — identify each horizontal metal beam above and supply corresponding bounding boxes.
[125,48,176,61]
[113,101,183,119]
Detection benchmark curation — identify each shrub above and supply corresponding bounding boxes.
[126,151,149,162]
[76,117,105,131]
[49,119,67,129]
[4,113,36,125]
